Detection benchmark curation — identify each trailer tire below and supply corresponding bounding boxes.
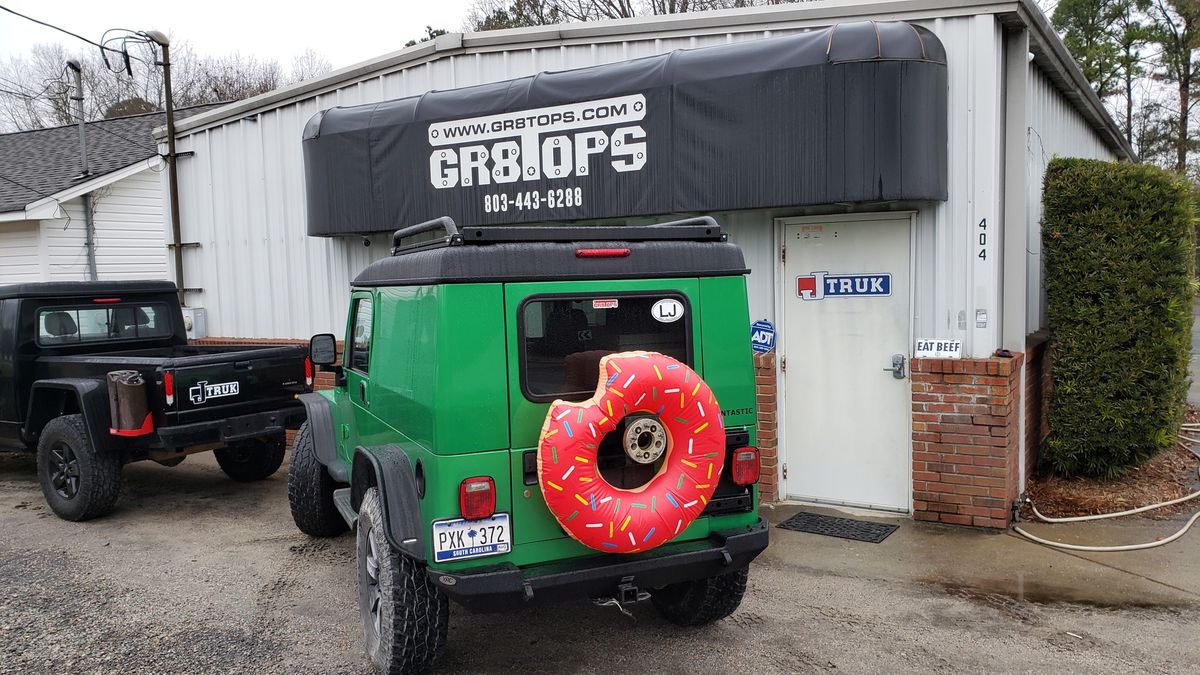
[36,414,122,521]
[651,566,749,626]
[214,436,285,482]
[288,422,347,537]
[358,487,448,674]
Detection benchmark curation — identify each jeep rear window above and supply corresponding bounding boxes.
[37,303,172,346]
[520,294,691,401]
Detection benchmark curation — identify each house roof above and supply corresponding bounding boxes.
[157,0,1134,162]
[0,103,224,214]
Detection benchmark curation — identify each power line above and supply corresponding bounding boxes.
[0,170,53,199]
[0,4,121,56]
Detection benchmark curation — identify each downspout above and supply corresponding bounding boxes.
[67,59,98,281]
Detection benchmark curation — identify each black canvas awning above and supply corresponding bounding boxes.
[302,20,948,235]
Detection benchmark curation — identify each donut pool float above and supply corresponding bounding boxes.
[536,351,726,553]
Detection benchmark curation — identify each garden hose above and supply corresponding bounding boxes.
[1012,432,1200,552]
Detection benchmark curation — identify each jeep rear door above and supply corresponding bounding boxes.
[503,278,703,546]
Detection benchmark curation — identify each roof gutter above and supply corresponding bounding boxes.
[1014,0,1135,161]
[0,156,163,222]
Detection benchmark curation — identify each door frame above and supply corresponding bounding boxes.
[772,211,918,510]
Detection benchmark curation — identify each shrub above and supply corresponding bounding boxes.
[1041,158,1196,478]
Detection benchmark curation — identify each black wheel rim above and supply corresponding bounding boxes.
[225,445,254,464]
[48,442,80,500]
[365,527,383,639]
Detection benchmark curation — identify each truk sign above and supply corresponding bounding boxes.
[796,271,891,300]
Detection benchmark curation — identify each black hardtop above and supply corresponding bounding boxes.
[0,280,177,301]
[351,217,747,287]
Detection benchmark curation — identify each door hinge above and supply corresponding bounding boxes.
[780,244,786,264]
[782,463,788,479]
[780,355,786,373]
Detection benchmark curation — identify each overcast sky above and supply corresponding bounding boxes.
[0,0,476,70]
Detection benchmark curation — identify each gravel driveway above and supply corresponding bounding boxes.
[2,449,1198,674]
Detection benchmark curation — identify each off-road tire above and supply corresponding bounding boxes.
[287,422,347,537]
[36,414,122,521]
[651,566,749,626]
[213,436,286,482]
[357,487,448,674]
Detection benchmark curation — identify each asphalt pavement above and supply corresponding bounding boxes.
[2,449,1198,674]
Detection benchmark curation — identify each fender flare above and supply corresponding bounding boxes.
[25,379,114,451]
[297,392,347,482]
[352,444,425,561]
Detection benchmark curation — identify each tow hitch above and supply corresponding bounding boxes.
[592,576,650,618]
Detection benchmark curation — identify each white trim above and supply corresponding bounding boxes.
[1,158,161,222]
[158,0,1131,161]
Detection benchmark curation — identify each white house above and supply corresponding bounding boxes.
[156,0,1132,527]
[0,107,217,284]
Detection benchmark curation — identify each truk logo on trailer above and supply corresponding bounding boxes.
[796,271,892,300]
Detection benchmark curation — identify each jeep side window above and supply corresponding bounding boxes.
[519,294,691,401]
[348,298,373,373]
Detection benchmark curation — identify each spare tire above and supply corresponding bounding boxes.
[536,351,725,554]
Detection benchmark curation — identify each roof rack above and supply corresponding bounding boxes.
[390,216,726,256]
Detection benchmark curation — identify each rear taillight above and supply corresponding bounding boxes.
[732,447,760,486]
[459,476,496,520]
[163,371,175,406]
[304,357,313,388]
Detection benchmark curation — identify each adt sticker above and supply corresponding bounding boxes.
[796,271,891,300]
[750,320,775,354]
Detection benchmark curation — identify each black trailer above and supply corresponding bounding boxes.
[0,280,309,521]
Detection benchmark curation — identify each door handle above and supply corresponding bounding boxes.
[359,380,368,405]
[883,354,906,379]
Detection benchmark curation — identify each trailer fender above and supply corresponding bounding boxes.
[24,379,115,452]
[351,444,424,561]
[297,392,346,482]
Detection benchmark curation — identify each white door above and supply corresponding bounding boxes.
[780,214,912,511]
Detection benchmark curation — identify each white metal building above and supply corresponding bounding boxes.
[161,0,1131,518]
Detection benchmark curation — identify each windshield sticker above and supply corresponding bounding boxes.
[592,299,619,310]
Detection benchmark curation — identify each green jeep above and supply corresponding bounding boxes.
[288,216,768,673]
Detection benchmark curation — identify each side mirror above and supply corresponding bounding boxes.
[309,333,338,366]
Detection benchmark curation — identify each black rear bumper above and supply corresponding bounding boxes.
[427,518,769,613]
[156,405,306,449]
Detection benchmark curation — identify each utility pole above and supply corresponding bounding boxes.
[67,59,98,281]
[146,30,186,306]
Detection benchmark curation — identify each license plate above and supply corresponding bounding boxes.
[431,513,511,563]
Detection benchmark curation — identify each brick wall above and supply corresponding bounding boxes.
[910,354,1023,528]
[753,352,778,502]
[1023,334,1052,481]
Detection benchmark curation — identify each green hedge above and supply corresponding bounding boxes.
[1041,158,1196,478]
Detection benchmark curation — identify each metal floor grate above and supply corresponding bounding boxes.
[776,511,898,543]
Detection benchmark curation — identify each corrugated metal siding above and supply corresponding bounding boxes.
[40,168,168,282]
[0,221,43,282]
[1025,63,1115,329]
[171,12,1108,349]
[172,21,945,339]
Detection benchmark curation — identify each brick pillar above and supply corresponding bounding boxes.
[1023,335,1052,481]
[911,354,1023,528]
[754,352,779,502]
